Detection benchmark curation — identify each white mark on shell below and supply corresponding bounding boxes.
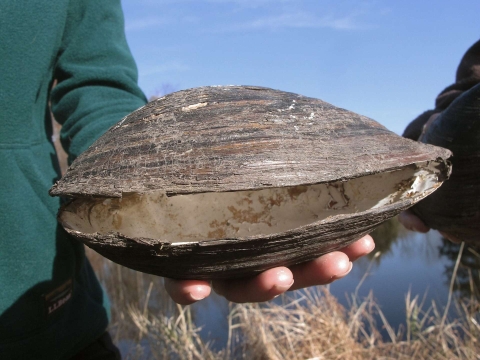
[178,149,193,156]
[182,102,208,112]
[111,114,130,130]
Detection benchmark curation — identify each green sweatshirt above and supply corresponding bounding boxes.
[0,1,147,358]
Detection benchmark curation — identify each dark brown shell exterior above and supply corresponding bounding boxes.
[50,86,453,279]
[412,83,480,243]
[50,86,451,198]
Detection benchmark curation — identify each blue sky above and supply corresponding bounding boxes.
[121,0,479,134]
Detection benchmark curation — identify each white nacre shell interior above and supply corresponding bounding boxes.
[60,162,442,243]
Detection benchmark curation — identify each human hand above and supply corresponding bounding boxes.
[398,210,462,243]
[164,234,375,305]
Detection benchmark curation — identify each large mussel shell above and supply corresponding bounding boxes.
[50,86,452,279]
[412,83,480,243]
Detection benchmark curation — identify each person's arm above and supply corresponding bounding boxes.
[399,39,480,240]
[50,0,147,164]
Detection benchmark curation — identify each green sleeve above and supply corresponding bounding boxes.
[51,0,147,163]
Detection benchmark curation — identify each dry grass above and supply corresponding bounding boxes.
[228,244,480,360]
[227,286,479,360]
[86,245,480,360]
[87,249,220,359]
[127,303,219,360]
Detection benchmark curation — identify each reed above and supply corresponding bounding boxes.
[86,242,479,360]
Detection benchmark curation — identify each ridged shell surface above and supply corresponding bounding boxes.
[50,86,451,198]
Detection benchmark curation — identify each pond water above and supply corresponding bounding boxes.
[109,217,479,357]
[189,218,479,350]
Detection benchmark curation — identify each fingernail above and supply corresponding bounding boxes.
[412,226,429,233]
[362,236,375,252]
[190,293,207,301]
[272,271,294,293]
[333,261,353,280]
[277,270,291,283]
[412,226,425,233]
[276,269,294,290]
[189,286,209,301]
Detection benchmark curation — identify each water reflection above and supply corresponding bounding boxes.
[368,216,409,262]
[365,218,480,302]
[194,217,480,348]
[438,238,480,300]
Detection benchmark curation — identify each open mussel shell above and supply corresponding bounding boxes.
[412,83,480,243]
[50,86,452,279]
